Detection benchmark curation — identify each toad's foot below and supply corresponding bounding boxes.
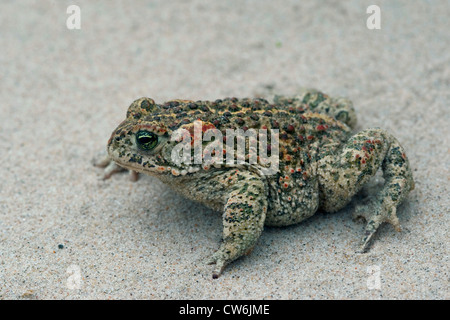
[92,150,139,181]
[206,178,267,279]
[352,197,402,252]
[318,128,414,252]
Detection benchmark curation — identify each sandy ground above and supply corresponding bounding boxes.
[0,0,448,299]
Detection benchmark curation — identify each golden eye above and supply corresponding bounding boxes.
[136,131,158,150]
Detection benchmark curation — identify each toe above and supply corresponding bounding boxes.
[358,217,382,253]
[212,260,226,279]
[385,207,402,232]
[129,170,139,181]
[92,151,111,168]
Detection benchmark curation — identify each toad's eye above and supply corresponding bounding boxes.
[136,131,158,151]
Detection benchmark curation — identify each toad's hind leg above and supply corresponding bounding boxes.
[275,88,357,129]
[317,128,414,252]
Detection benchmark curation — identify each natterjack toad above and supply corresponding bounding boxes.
[95,88,414,278]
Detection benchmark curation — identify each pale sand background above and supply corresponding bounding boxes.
[0,0,448,299]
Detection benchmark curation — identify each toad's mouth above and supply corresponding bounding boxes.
[107,144,181,177]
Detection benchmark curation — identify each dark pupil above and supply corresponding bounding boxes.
[139,136,152,144]
[136,131,158,150]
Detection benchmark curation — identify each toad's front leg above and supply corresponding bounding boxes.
[92,150,139,181]
[206,177,268,278]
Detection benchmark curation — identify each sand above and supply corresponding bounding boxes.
[0,0,448,299]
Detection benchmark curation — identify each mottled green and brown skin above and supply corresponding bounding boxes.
[95,88,414,278]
